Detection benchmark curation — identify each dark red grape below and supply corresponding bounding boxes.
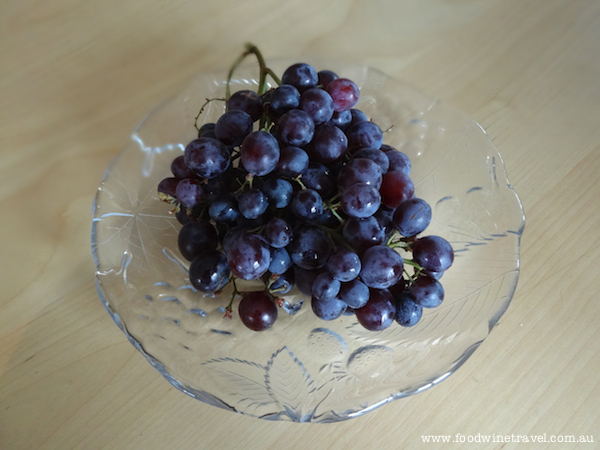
[326,78,360,112]
[238,291,277,331]
[240,130,280,176]
[379,170,415,208]
[355,289,396,331]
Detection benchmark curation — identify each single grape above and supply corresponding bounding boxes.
[198,122,216,138]
[227,89,263,122]
[288,225,332,270]
[360,245,404,289]
[260,178,293,209]
[412,235,454,272]
[157,177,179,203]
[222,226,249,254]
[394,291,423,327]
[241,130,280,177]
[268,247,292,275]
[301,162,337,199]
[355,289,396,331]
[266,269,295,295]
[238,291,277,331]
[346,120,383,149]
[188,250,230,293]
[317,70,338,89]
[381,144,411,175]
[326,247,361,282]
[379,170,415,209]
[308,124,348,164]
[326,78,360,112]
[299,88,334,125]
[214,110,254,147]
[281,63,318,92]
[227,233,271,280]
[268,84,301,116]
[170,155,195,179]
[349,108,368,126]
[184,137,231,179]
[276,146,309,178]
[264,217,292,248]
[338,279,369,309]
[311,296,347,321]
[291,188,324,221]
[238,188,269,220]
[276,109,315,147]
[393,197,432,237]
[175,178,205,208]
[312,272,341,300]
[328,110,352,130]
[208,194,239,223]
[177,221,218,261]
[408,275,444,308]
[340,183,381,218]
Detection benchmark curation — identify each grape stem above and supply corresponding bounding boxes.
[193,97,225,132]
[226,43,282,100]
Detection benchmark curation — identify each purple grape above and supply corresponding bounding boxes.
[381,144,411,175]
[266,269,295,295]
[312,272,341,300]
[175,178,205,208]
[317,70,338,89]
[412,235,454,272]
[393,197,432,237]
[157,177,179,203]
[338,279,369,309]
[294,266,325,296]
[188,250,230,293]
[288,226,332,270]
[346,120,384,149]
[326,78,360,112]
[214,110,253,147]
[308,124,348,164]
[276,146,309,178]
[264,217,292,248]
[227,90,263,122]
[170,155,195,179]
[328,110,352,130]
[208,195,239,223]
[355,289,396,331]
[394,291,423,327]
[178,221,218,261]
[227,233,271,280]
[299,88,334,125]
[337,158,383,192]
[276,109,315,147]
[268,84,301,116]
[241,130,280,176]
[349,108,368,126]
[260,178,293,209]
[184,137,231,179]
[281,63,318,93]
[340,183,381,218]
[268,247,292,275]
[301,162,337,199]
[311,296,347,321]
[408,275,444,308]
[291,188,324,221]
[198,122,216,138]
[222,226,249,254]
[326,247,361,282]
[360,245,404,289]
[238,291,277,331]
[238,188,269,220]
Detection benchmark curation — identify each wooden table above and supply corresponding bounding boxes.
[2,1,599,448]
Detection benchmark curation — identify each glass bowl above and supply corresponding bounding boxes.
[91,59,525,422]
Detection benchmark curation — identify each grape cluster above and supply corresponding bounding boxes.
[157,45,454,332]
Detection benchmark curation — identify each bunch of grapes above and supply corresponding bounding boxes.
[157,44,454,332]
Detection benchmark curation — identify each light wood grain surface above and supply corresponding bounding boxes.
[2,1,599,449]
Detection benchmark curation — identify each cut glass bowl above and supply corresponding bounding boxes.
[91,60,525,422]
